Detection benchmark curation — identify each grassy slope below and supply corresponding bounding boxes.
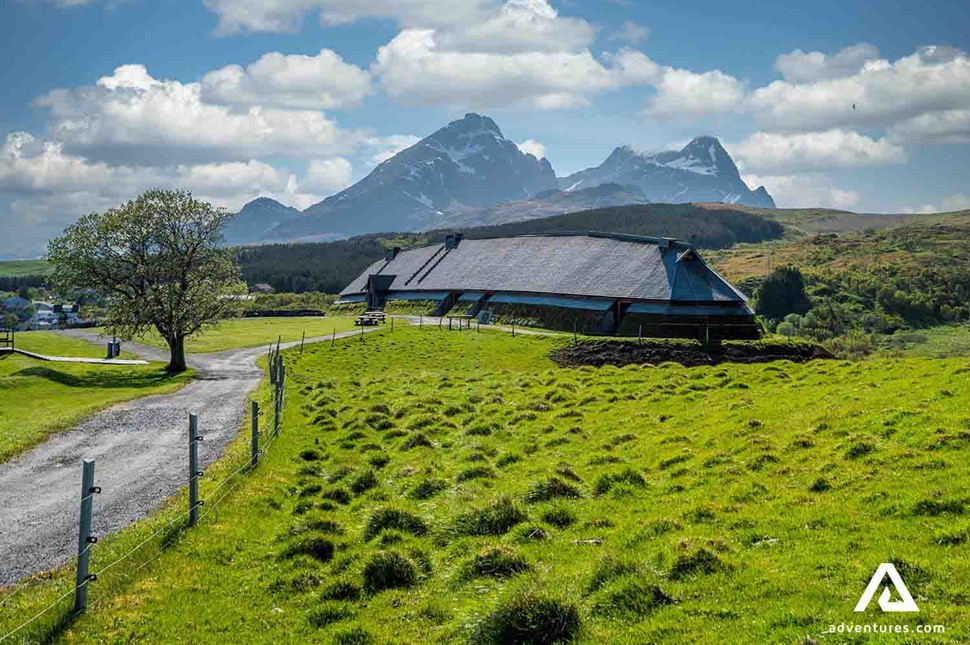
[5,327,968,643]
[0,353,191,462]
[880,324,970,358]
[106,316,364,354]
[13,331,137,359]
[0,259,49,277]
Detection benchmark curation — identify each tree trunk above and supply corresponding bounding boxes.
[166,334,187,373]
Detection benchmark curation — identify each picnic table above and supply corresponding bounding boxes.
[355,311,387,326]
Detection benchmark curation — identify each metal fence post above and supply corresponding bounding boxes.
[74,459,98,613]
[189,413,202,527]
[331,327,336,347]
[300,330,306,354]
[251,401,259,469]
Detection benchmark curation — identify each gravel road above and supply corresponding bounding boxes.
[0,327,372,585]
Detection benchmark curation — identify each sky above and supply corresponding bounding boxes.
[1,0,969,257]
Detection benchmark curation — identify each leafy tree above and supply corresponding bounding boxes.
[755,266,811,322]
[48,190,246,372]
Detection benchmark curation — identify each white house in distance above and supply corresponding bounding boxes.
[0,297,85,330]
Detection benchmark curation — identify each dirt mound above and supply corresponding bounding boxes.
[550,340,831,368]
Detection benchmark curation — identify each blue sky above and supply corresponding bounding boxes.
[1,0,968,256]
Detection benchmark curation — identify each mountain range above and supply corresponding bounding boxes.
[223,113,774,246]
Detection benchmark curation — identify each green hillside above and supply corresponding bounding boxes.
[3,327,968,643]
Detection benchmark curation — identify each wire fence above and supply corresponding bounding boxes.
[0,346,290,644]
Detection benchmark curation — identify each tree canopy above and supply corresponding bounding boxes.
[755,265,812,322]
[47,190,245,372]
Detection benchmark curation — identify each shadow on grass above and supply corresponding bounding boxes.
[10,365,183,390]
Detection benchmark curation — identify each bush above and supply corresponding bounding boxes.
[364,508,428,541]
[525,477,582,503]
[349,469,379,495]
[279,535,336,563]
[452,497,527,537]
[467,546,530,578]
[410,478,449,500]
[362,551,419,593]
[592,468,647,496]
[472,589,581,645]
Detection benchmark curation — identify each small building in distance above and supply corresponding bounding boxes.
[337,232,760,341]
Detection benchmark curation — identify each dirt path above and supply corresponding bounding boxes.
[0,327,377,585]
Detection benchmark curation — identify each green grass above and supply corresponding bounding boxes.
[104,316,366,354]
[0,259,49,277]
[0,354,191,462]
[12,331,137,359]
[2,327,969,643]
[879,324,970,358]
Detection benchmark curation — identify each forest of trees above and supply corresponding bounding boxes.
[236,203,785,293]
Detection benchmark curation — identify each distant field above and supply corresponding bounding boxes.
[0,353,190,462]
[102,315,367,354]
[12,330,137,359]
[4,327,968,643]
[880,324,970,358]
[0,259,49,276]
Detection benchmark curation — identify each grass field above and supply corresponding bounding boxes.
[880,324,970,359]
[12,331,137,359]
[105,315,365,354]
[3,326,968,643]
[0,353,191,462]
[0,259,49,277]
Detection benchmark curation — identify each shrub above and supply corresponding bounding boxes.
[670,547,726,580]
[452,497,527,537]
[541,507,576,528]
[279,535,336,563]
[349,470,379,495]
[307,602,352,628]
[364,508,428,541]
[525,477,582,503]
[589,576,676,617]
[471,589,581,645]
[332,626,375,645]
[467,546,530,578]
[410,478,449,500]
[593,468,647,496]
[457,465,496,483]
[809,478,831,492]
[320,580,361,601]
[362,551,419,593]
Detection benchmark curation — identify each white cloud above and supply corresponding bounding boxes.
[373,29,631,109]
[609,20,649,45]
[742,172,861,210]
[203,0,493,34]
[888,108,970,144]
[645,68,746,119]
[36,64,366,165]
[750,45,970,138]
[367,134,421,165]
[200,49,372,110]
[901,194,970,214]
[300,158,353,193]
[437,0,596,54]
[774,43,879,82]
[517,139,545,159]
[732,130,905,173]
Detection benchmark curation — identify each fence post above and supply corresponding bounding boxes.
[274,356,282,437]
[300,330,305,354]
[251,401,259,469]
[189,414,201,527]
[511,322,515,338]
[638,324,642,344]
[419,316,422,327]
[74,459,98,613]
[332,327,336,347]
[573,320,577,343]
[391,317,394,332]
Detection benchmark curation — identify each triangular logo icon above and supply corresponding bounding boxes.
[854,563,919,613]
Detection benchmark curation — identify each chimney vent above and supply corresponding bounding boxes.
[384,246,401,261]
[445,233,464,250]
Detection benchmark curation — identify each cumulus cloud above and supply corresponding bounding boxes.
[750,46,970,138]
[888,109,970,144]
[732,130,905,173]
[36,64,366,165]
[742,172,861,210]
[645,68,746,119]
[609,20,649,45]
[517,139,545,159]
[437,0,596,54]
[367,134,421,165]
[300,158,353,193]
[203,0,493,34]
[200,49,372,110]
[774,43,879,82]
[901,194,970,214]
